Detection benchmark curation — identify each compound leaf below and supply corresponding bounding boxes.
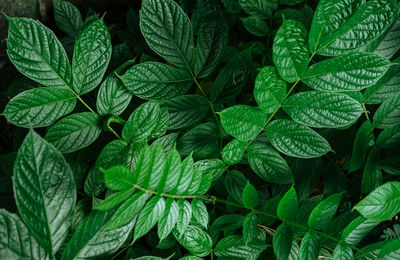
[54,0,83,37]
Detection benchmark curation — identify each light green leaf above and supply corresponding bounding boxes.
[158,198,179,240]
[350,121,374,172]
[277,186,298,221]
[95,188,135,211]
[134,196,166,242]
[239,0,274,19]
[120,62,193,100]
[242,181,259,209]
[140,0,195,70]
[194,159,226,181]
[0,209,50,260]
[243,212,258,246]
[54,0,83,37]
[273,223,293,260]
[354,182,400,221]
[3,87,77,128]
[303,52,390,92]
[361,148,382,194]
[265,119,332,158]
[214,235,268,258]
[254,66,287,113]
[6,17,72,88]
[247,143,293,184]
[283,91,363,128]
[341,216,379,245]
[299,232,319,260]
[176,199,192,235]
[221,139,247,165]
[191,199,208,229]
[195,12,228,78]
[333,244,353,260]
[14,131,76,255]
[220,105,266,141]
[162,95,209,130]
[173,225,212,257]
[273,19,309,83]
[103,165,135,191]
[308,193,343,230]
[373,92,400,129]
[241,16,269,37]
[45,112,101,153]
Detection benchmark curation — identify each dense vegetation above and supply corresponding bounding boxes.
[1,0,400,259]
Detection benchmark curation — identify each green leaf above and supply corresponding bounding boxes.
[316,0,398,56]
[195,11,228,78]
[361,148,382,194]
[364,64,400,104]
[350,121,374,172]
[273,19,309,83]
[283,91,363,128]
[220,105,266,141]
[224,170,247,204]
[95,188,135,211]
[162,95,209,130]
[277,186,298,221]
[248,143,293,184]
[265,119,332,159]
[303,52,390,92]
[242,181,259,209]
[214,235,268,258]
[221,139,247,165]
[191,199,208,229]
[308,0,361,53]
[243,212,258,246]
[377,124,400,149]
[0,209,50,259]
[103,165,136,191]
[140,0,195,70]
[158,198,179,240]
[6,17,72,88]
[45,112,101,153]
[173,225,212,257]
[54,0,82,37]
[96,74,132,116]
[14,131,76,255]
[134,196,166,242]
[308,193,343,230]
[239,0,274,19]
[378,237,400,258]
[354,182,400,221]
[254,66,287,113]
[3,87,77,128]
[61,210,135,260]
[299,232,320,260]
[258,195,280,226]
[241,16,269,37]
[373,92,400,129]
[120,62,193,100]
[273,223,293,260]
[341,216,379,245]
[333,244,353,260]
[176,199,192,234]
[212,214,245,232]
[122,101,161,143]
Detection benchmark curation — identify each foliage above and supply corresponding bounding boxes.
[1,0,400,259]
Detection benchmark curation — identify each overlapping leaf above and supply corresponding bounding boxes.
[53,0,83,37]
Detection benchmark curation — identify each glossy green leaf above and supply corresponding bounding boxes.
[361,148,382,194]
[354,182,400,221]
[6,17,72,88]
[303,52,390,92]
[265,119,332,158]
[373,92,400,129]
[95,188,135,211]
[224,171,247,204]
[378,237,400,259]
[191,199,208,229]
[254,66,287,113]
[120,62,193,100]
[242,181,259,209]
[0,209,50,260]
[248,143,293,184]
[333,244,353,260]
[220,105,266,141]
[14,131,76,255]
[350,121,374,172]
[273,19,309,83]
[134,196,166,242]
[214,235,268,258]
[140,0,195,70]
[308,193,343,230]
[45,112,101,153]
[158,198,179,240]
[173,225,212,257]
[283,91,363,128]
[221,139,247,165]
[277,186,298,221]
[241,16,269,37]
[54,0,83,37]
[341,216,378,245]
[299,232,319,260]
[176,199,192,234]
[243,212,258,246]
[273,223,293,260]
[162,95,209,130]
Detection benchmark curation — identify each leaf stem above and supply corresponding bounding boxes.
[362,103,370,121]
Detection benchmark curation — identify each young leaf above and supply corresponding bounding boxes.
[283,91,363,128]
[277,186,299,221]
[254,66,287,113]
[3,87,76,128]
[220,105,266,141]
[14,131,76,255]
[243,212,258,246]
[341,216,379,245]
[242,181,259,209]
[120,62,193,100]
[308,193,343,230]
[241,16,269,37]
[173,225,212,257]
[247,143,293,184]
[6,17,72,88]
[140,0,195,70]
[373,92,400,129]
[273,19,309,83]
[299,232,320,260]
[350,121,374,172]
[221,139,247,165]
[273,223,293,260]
[45,112,101,153]
[53,0,83,37]
[354,182,400,221]
[265,119,332,159]
[214,235,268,258]
[303,52,390,92]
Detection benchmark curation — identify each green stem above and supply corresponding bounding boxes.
[362,103,370,121]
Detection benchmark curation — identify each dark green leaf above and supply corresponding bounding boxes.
[243,212,258,246]
[173,225,212,257]
[54,0,83,37]
[214,235,268,258]
[97,75,132,116]
[308,193,343,230]
[350,121,374,172]
[273,223,293,260]
[299,232,319,260]
[373,92,400,129]
[277,186,298,221]
[242,181,259,209]
[241,16,269,37]
[361,148,382,194]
